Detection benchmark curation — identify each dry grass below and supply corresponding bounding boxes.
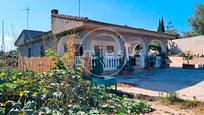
[159,93,204,114]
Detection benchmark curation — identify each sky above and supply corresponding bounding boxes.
[0,0,203,51]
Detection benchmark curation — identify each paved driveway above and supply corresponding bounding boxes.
[114,68,204,101]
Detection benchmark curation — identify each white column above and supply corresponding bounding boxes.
[125,43,129,60]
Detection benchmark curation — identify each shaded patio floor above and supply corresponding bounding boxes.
[114,68,204,101]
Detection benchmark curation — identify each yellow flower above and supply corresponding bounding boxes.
[32,93,38,97]
[109,93,113,97]
[0,72,5,77]
[42,88,47,94]
[20,91,24,97]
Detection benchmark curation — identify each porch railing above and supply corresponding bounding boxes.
[103,57,120,71]
[75,56,121,71]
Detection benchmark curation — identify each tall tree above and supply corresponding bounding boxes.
[166,20,180,39]
[160,18,165,33]
[189,3,204,35]
[157,19,161,32]
[157,18,165,33]
[166,20,176,35]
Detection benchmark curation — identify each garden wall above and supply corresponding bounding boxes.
[18,57,56,73]
[169,56,204,68]
[169,36,204,55]
[18,57,92,74]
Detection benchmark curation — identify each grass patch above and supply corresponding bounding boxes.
[160,92,201,109]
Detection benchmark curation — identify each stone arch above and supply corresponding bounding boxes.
[90,33,122,53]
[149,39,167,54]
[126,37,148,68]
[127,37,148,56]
[83,31,124,57]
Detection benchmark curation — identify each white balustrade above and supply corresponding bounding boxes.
[103,56,120,70]
[90,56,120,71]
[75,56,120,71]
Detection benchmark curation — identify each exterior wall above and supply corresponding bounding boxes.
[51,15,85,35]
[56,28,169,58]
[169,36,204,55]
[169,56,204,68]
[18,38,52,57]
[90,40,117,56]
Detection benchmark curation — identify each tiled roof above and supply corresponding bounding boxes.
[52,14,89,22]
[52,14,175,39]
[15,30,50,46]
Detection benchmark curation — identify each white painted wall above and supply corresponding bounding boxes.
[170,36,204,55]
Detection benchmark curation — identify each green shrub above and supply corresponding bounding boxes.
[0,68,152,114]
[145,55,156,67]
[91,53,104,76]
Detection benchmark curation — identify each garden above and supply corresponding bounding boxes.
[0,49,152,114]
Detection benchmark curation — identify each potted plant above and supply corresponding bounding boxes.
[118,58,134,75]
[144,55,156,70]
[182,51,195,69]
[91,53,104,77]
[160,53,170,68]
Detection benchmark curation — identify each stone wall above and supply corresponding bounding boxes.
[169,56,204,68]
[169,36,204,55]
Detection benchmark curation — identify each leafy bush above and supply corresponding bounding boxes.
[182,51,193,64]
[91,53,104,76]
[145,55,156,67]
[0,68,152,114]
[161,53,169,64]
[0,50,18,68]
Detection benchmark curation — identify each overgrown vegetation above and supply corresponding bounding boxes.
[0,48,152,114]
[0,50,18,69]
[0,68,152,114]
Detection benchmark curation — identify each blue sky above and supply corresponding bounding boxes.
[0,0,203,51]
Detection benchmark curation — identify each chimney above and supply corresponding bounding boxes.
[51,9,58,15]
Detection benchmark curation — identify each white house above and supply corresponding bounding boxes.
[15,9,175,71]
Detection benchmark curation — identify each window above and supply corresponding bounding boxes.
[28,48,32,57]
[40,46,45,57]
[107,46,114,53]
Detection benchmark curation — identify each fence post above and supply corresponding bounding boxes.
[84,56,91,79]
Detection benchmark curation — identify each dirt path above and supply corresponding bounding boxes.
[146,101,196,115]
[116,84,204,115]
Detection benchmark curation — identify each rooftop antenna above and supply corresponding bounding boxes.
[78,0,81,17]
[21,7,30,30]
[1,20,5,54]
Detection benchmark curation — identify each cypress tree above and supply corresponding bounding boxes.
[161,18,165,32]
[157,19,161,32]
